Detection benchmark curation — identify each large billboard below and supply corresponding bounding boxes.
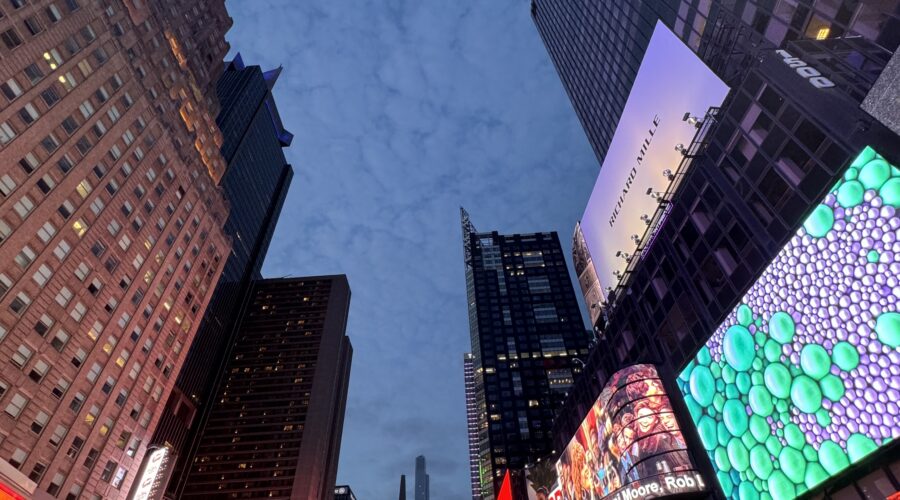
[678,147,900,498]
[556,364,705,500]
[579,21,729,294]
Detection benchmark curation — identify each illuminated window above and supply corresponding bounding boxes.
[72,219,87,237]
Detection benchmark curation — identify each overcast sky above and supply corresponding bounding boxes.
[224,0,597,497]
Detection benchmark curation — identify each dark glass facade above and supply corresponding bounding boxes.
[182,276,353,500]
[536,0,900,497]
[460,209,590,499]
[532,0,899,166]
[149,55,294,498]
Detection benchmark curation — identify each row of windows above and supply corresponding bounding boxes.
[0,0,82,52]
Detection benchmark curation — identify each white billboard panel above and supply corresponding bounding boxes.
[579,21,729,293]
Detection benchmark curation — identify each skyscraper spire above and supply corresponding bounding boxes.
[414,455,429,500]
[399,474,407,500]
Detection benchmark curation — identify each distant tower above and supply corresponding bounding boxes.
[415,455,428,500]
[399,474,407,500]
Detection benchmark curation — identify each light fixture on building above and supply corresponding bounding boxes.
[675,143,687,155]
[682,112,702,128]
[630,234,640,244]
[663,169,675,181]
[640,214,651,225]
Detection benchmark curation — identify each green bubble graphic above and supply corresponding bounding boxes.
[723,399,749,436]
[881,177,900,207]
[791,375,823,414]
[718,471,734,497]
[815,409,832,427]
[690,365,716,406]
[847,434,878,463]
[818,440,850,475]
[750,445,774,480]
[685,395,703,422]
[718,422,732,447]
[727,384,740,399]
[769,312,795,344]
[866,250,880,263]
[804,463,829,489]
[799,344,830,380]
[764,340,782,363]
[818,374,844,403]
[767,471,795,500]
[739,482,760,500]
[836,180,864,208]
[766,435,783,457]
[764,363,792,399]
[737,372,751,394]
[715,446,732,472]
[802,444,818,463]
[738,304,754,326]
[784,424,805,450]
[875,312,900,348]
[729,438,751,472]
[724,325,756,371]
[859,158,891,190]
[748,386,774,416]
[749,414,769,443]
[697,346,712,366]
[831,342,859,371]
[779,447,807,484]
[802,204,834,238]
[714,393,726,412]
[698,416,718,451]
[850,146,875,168]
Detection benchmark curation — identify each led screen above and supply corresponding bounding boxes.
[678,146,900,499]
[579,20,729,295]
[556,364,705,500]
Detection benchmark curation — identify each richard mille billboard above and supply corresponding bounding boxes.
[579,21,729,295]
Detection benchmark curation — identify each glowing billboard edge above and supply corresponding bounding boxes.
[677,146,900,499]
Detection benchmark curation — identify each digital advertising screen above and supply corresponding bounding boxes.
[573,222,604,326]
[526,460,563,500]
[678,146,900,499]
[579,20,730,295]
[556,364,705,500]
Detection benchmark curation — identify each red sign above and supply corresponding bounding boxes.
[0,482,26,500]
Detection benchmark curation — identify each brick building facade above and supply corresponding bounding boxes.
[0,0,233,498]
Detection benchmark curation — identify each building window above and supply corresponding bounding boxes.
[23,16,44,35]
[99,460,117,482]
[31,411,49,434]
[8,449,27,469]
[532,303,558,323]
[5,392,28,418]
[1,28,23,50]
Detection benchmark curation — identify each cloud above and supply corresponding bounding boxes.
[224,0,597,498]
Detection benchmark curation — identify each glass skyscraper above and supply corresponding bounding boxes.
[460,208,590,499]
[182,276,352,499]
[147,55,294,498]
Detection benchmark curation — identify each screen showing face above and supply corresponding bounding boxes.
[678,146,900,498]
[556,364,704,500]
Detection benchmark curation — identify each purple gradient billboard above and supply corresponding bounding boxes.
[579,21,729,294]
